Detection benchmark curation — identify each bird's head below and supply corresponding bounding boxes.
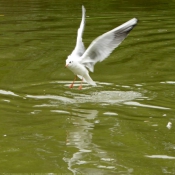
[65,56,74,68]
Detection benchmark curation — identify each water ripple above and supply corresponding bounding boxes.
[0,89,19,96]
[26,90,142,105]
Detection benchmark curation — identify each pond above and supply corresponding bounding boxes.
[0,0,175,174]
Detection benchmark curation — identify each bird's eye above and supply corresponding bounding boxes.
[69,61,72,64]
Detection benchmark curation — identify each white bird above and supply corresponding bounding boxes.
[65,6,137,90]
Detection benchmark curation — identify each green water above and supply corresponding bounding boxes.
[0,0,175,174]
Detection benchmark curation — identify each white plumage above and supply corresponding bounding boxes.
[65,6,137,89]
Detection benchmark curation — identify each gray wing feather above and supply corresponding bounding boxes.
[80,18,138,72]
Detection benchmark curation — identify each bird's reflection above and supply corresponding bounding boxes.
[63,109,97,174]
[63,109,132,174]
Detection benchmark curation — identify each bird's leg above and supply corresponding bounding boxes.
[69,75,77,88]
[78,78,83,90]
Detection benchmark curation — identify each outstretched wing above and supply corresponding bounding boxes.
[71,5,86,57]
[80,18,138,72]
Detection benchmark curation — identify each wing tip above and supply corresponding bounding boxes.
[128,18,138,25]
[82,5,86,12]
[131,18,138,27]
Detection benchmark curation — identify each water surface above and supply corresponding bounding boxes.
[0,0,175,174]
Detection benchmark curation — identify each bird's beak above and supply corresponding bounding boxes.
[65,64,68,68]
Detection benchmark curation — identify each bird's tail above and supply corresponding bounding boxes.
[84,73,96,86]
[77,74,96,86]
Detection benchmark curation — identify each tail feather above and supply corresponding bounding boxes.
[77,74,96,86]
[84,73,96,86]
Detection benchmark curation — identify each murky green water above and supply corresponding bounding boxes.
[0,0,175,174]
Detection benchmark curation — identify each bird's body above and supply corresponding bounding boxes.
[65,6,137,89]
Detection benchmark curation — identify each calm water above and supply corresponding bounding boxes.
[0,0,175,174]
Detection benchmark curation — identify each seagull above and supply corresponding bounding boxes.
[65,6,137,90]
